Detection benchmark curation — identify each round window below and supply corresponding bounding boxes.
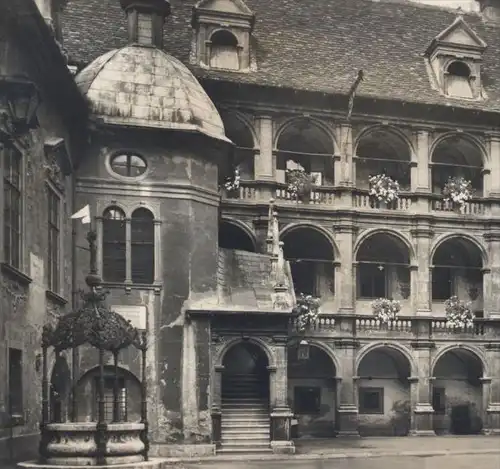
[110,153,147,178]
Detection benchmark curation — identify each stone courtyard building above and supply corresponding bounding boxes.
[3,0,500,462]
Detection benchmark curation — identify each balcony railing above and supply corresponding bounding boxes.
[353,190,412,211]
[221,181,489,216]
[289,314,491,339]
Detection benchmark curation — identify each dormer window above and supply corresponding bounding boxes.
[425,15,487,100]
[445,61,473,99]
[209,30,240,70]
[192,0,255,72]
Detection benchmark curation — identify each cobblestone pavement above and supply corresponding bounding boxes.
[174,454,500,469]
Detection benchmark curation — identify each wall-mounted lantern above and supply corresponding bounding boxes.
[0,75,41,141]
[298,339,310,360]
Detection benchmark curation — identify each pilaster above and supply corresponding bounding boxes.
[483,232,500,317]
[485,133,500,197]
[335,339,360,437]
[255,115,275,181]
[483,344,500,434]
[409,339,435,436]
[333,221,357,314]
[411,225,433,315]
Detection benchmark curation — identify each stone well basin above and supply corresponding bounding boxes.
[39,422,146,466]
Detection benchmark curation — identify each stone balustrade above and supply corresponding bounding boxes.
[289,314,494,339]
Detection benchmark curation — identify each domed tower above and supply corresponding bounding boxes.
[73,0,231,453]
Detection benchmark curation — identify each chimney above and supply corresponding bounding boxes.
[120,0,171,48]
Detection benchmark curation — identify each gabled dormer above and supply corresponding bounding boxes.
[425,14,487,100]
[191,0,256,72]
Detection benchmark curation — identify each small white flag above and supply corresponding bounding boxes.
[71,204,91,224]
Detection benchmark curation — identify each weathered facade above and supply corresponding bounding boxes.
[4,0,500,462]
[0,0,87,462]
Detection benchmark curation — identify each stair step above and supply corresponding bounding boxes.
[221,440,270,447]
[218,448,272,455]
[222,429,269,435]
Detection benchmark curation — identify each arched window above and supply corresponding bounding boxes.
[210,30,239,70]
[131,208,155,284]
[102,207,126,283]
[446,61,473,99]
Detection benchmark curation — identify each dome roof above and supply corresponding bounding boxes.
[75,45,230,143]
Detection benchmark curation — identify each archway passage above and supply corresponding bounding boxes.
[431,237,483,315]
[218,220,256,252]
[432,348,484,435]
[287,344,337,438]
[356,233,411,301]
[221,113,255,180]
[220,342,271,450]
[431,136,484,197]
[356,129,412,191]
[282,227,335,300]
[276,119,335,187]
[357,346,412,436]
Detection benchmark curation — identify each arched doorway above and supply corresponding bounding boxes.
[220,342,270,450]
[49,355,71,423]
[287,344,337,438]
[75,366,142,423]
[357,346,412,436]
[282,227,335,303]
[432,348,484,435]
[355,128,412,192]
[219,220,256,252]
[431,237,483,316]
[356,232,411,305]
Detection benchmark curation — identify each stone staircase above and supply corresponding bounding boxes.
[218,373,271,454]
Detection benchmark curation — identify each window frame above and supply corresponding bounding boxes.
[432,387,446,415]
[358,263,387,299]
[102,207,127,283]
[93,376,127,423]
[107,152,148,180]
[130,208,155,285]
[358,387,384,415]
[47,183,62,294]
[293,386,321,414]
[8,347,23,418]
[3,145,23,269]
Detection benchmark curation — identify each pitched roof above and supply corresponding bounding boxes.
[61,0,500,112]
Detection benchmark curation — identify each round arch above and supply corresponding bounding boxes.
[219,218,257,252]
[220,110,258,149]
[215,337,276,368]
[356,342,417,377]
[77,364,141,385]
[280,222,340,260]
[353,228,416,265]
[353,124,415,157]
[274,116,338,154]
[430,233,488,268]
[430,132,488,165]
[305,340,342,376]
[431,344,488,378]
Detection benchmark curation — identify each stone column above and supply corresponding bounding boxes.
[484,233,500,317]
[125,218,132,284]
[411,226,433,315]
[336,124,354,186]
[483,344,500,434]
[269,337,294,454]
[410,336,435,435]
[335,338,359,436]
[413,129,431,192]
[211,365,223,447]
[255,115,274,181]
[333,222,357,314]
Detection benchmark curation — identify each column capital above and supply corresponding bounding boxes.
[484,132,500,143]
[410,228,434,239]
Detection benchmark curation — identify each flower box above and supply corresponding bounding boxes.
[368,174,400,206]
[371,298,401,324]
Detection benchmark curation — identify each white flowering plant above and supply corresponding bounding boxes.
[444,296,475,328]
[286,169,317,200]
[292,293,321,332]
[223,168,240,194]
[371,298,401,324]
[369,174,400,204]
[442,176,473,210]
